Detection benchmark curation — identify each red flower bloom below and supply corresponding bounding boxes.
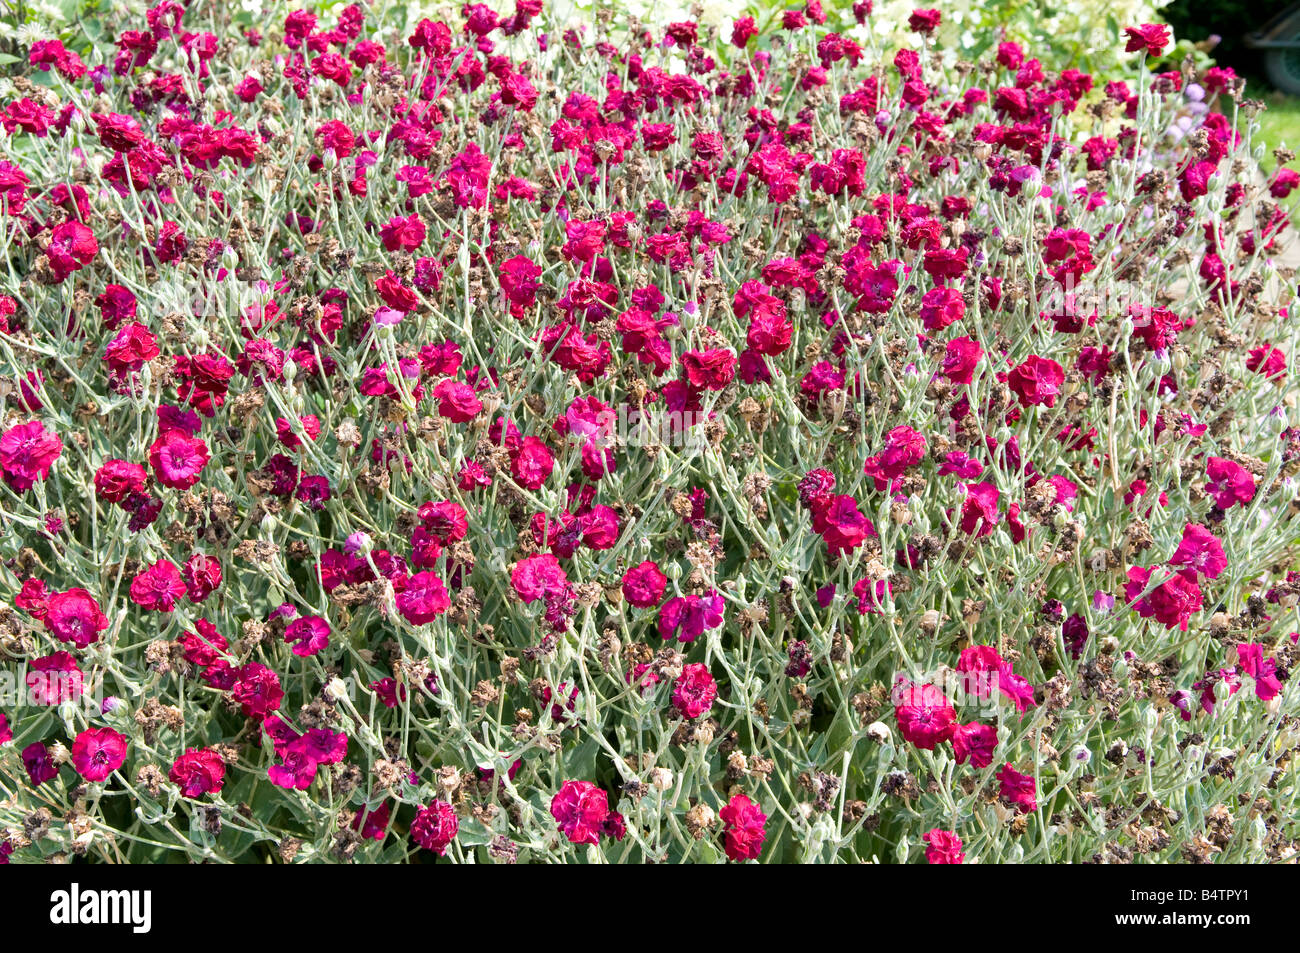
[923,829,964,863]
[1123,23,1170,57]
[0,420,62,491]
[71,727,128,782]
[672,663,717,719]
[957,481,1000,536]
[511,553,568,602]
[231,662,284,718]
[1205,457,1255,509]
[952,722,998,768]
[396,571,451,624]
[44,221,98,281]
[1169,523,1226,579]
[682,348,737,390]
[411,801,459,854]
[893,678,957,749]
[94,459,147,503]
[1124,565,1203,631]
[149,430,210,490]
[908,8,941,34]
[622,560,667,608]
[996,763,1037,814]
[129,559,187,612]
[44,588,109,648]
[941,336,983,385]
[169,748,226,798]
[380,213,426,252]
[551,780,611,845]
[718,793,767,861]
[1007,354,1065,408]
[510,436,554,490]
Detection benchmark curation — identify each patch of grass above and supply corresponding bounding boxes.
[1244,81,1300,165]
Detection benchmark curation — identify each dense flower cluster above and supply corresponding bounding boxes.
[0,0,1297,864]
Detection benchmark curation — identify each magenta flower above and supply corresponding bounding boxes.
[169,748,226,798]
[658,591,725,643]
[0,420,62,491]
[26,652,83,705]
[431,379,482,422]
[1237,644,1283,701]
[444,142,491,209]
[231,663,284,718]
[942,336,983,385]
[284,615,331,656]
[182,553,223,603]
[957,482,1001,536]
[410,800,459,854]
[148,429,210,489]
[952,722,998,768]
[923,829,965,864]
[550,780,611,846]
[379,213,426,252]
[1007,354,1065,408]
[1125,565,1203,631]
[681,348,737,391]
[1205,457,1255,510]
[396,571,451,624]
[353,802,392,841]
[671,664,717,719]
[94,459,147,503]
[718,794,767,861]
[44,588,109,648]
[863,425,927,488]
[510,436,554,490]
[511,554,567,603]
[810,494,876,556]
[44,220,98,280]
[622,560,668,608]
[996,763,1038,814]
[892,679,957,750]
[1123,23,1170,57]
[22,742,59,786]
[296,729,348,765]
[71,727,128,782]
[129,559,187,612]
[268,747,319,791]
[1169,523,1227,579]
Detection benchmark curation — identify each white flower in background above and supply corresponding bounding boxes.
[17,22,47,45]
[36,1,67,22]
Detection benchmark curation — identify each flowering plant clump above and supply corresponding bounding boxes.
[0,0,1298,865]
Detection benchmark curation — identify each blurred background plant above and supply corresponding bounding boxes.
[0,0,116,73]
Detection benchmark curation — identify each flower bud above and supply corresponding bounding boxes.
[1140,705,1158,733]
[1270,407,1288,434]
[894,835,910,863]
